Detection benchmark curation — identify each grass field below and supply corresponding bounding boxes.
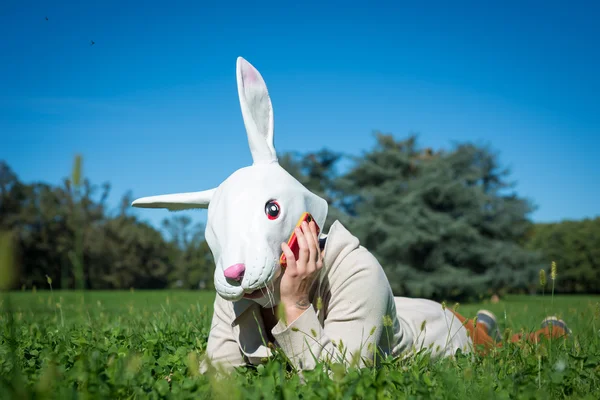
[1,290,599,399]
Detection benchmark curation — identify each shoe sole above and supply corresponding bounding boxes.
[477,309,501,341]
[541,316,571,335]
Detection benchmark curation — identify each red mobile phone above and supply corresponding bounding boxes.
[279,212,320,268]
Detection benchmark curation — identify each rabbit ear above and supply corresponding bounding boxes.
[236,57,277,164]
[131,189,216,211]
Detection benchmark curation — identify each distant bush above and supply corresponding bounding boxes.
[525,217,600,294]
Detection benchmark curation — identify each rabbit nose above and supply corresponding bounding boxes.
[224,263,245,281]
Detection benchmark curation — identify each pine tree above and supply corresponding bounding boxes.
[338,132,542,300]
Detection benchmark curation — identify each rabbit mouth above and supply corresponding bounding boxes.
[242,279,274,299]
[241,268,281,300]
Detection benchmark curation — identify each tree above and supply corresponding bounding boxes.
[525,218,600,293]
[278,149,350,232]
[170,239,215,290]
[87,213,176,289]
[282,132,543,301]
[161,215,214,290]
[0,159,208,291]
[0,162,26,229]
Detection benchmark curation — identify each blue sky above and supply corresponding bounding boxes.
[1,0,598,232]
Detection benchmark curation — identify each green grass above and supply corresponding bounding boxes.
[1,291,599,399]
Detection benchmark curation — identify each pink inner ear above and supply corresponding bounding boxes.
[243,65,257,83]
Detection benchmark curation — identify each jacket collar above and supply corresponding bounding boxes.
[321,220,361,277]
[230,299,272,360]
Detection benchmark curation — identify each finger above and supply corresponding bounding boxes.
[309,221,322,265]
[302,221,318,273]
[295,226,309,274]
[316,255,323,271]
[281,242,297,274]
[309,220,319,243]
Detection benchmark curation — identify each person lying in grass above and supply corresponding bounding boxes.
[203,219,569,372]
[131,57,570,374]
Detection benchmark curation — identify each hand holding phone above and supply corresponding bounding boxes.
[279,212,321,268]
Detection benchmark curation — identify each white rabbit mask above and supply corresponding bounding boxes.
[131,57,328,306]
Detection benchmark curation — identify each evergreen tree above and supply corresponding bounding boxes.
[340,133,542,300]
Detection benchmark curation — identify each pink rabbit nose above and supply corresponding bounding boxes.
[224,263,245,281]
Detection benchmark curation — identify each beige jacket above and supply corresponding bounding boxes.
[201,220,472,372]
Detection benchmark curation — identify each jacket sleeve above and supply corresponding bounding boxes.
[271,257,395,370]
[200,294,247,374]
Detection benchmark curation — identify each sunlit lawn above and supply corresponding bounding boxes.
[1,290,599,399]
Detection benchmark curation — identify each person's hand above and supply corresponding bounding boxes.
[278,220,323,325]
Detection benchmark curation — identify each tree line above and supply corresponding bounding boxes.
[1,132,597,300]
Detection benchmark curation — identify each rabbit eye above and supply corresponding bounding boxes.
[265,200,281,220]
